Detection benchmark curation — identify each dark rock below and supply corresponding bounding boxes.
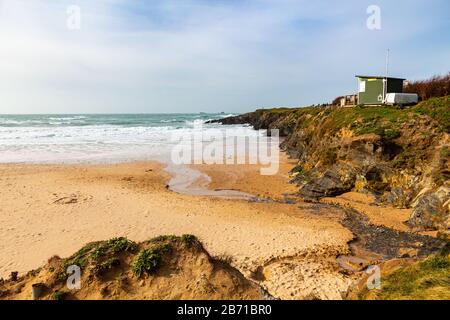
[208,102,449,232]
[9,272,18,282]
[381,187,413,208]
[341,134,402,165]
[299,165,356,200]
[408,186,450,231]
[364,165,390,194]
[206,114,251,125]
[341,207,445,259]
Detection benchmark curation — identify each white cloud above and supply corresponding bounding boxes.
[0,0,448,113]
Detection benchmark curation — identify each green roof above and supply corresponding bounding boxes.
[356,75,405,80]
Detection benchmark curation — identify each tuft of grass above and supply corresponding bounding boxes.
[151,235,180,242]
[357,248,450,300]
[28,268,42,277]
[93,258,121,277]
[52,291,66,301]
[61,237,137,279]
[64,242,99,269]
[181,234,197,246]
[91,237,138,260]
[132,250,161,277]
[213,254,234,265]
[132,244,172,277]
[326,105,408,136]
[107,237,138,253]
[441,146,450,158]
[150,234,198,246]
[411,96,450,133]
[291,165,306,175]
[91,245,108,260]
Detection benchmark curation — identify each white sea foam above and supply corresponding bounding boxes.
[0,114,259,164]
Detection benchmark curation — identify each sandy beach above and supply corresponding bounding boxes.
[0,154,361,299]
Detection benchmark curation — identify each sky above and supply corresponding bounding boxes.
[0,0,449,114]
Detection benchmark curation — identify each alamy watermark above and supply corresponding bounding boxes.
[67,5,81,30]
[170,123,280,175]
[367,5,381,30]
[366,265,381,290]
[66,265,81,290]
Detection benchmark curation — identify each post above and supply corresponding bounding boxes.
[32,283,46,300]
[383,49,390,104]
[385,49,390,77]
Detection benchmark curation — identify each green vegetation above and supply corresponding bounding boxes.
[357,247,450,300]
[93,257,121,276]
[108,237,138,253]
[62,237,137,275]
[132,243,172,277]
[412,96,450,132]
[323,147,338,165]
[91,237,138,260]
[261,95,449,137]
[63,242,99,269]
[130,235,197,277]
[291,165,307,175]
[60,236,196,281]
[441,146,450,158]
[52,291,66,301]
[28,268,42,277]
[150,234,198,246]
[151,235,180,242]
[325,105,408,139]
[258,107,297,114]
[181,234,197,246]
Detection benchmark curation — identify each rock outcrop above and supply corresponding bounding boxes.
[409,184,450,231]
[209,96,450,233]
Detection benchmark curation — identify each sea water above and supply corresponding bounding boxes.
[0,113,259,164]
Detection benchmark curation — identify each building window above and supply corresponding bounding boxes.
[359,81,366,93]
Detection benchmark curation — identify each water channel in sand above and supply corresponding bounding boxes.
[165,163,255,200]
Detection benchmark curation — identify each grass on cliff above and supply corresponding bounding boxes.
[342,96,449,134]
[411,95,450,132]
[261,95,449,135]
[358,247,450,300]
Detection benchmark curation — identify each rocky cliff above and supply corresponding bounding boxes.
[209,96,450,235]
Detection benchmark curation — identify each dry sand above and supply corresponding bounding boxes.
[0,156,361,299]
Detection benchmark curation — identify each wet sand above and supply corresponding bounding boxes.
[190,153,299,201]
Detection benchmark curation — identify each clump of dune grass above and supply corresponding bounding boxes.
[132,243,172,277]
[91,237,138,260]
[358,247,450,300]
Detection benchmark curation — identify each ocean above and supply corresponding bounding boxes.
[0,113,260,164]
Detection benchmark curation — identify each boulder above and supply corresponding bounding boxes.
[381,187,413,208]
[299,165,356,200]
[408,185,450,231]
